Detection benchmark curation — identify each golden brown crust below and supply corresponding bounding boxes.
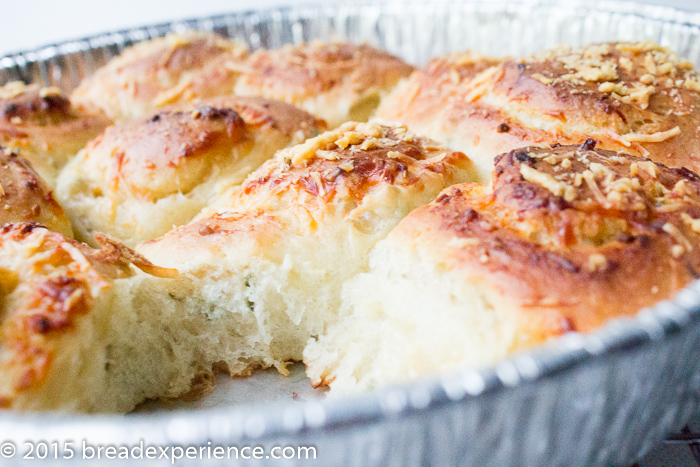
[0,83,73,124]
[377,51,502,125]
[141,121,472,250]
[183,95,325,138]
[82,106,246,201]
[234,42,414,126]
[494,42,700,160]
[396,143,700,347]
[0,82,111,183]
[0,148,72,237]
[71,32,249,120]
[378,41,700,180]
[75,97,324,203]
[0,225,118,399]
[0,223,173,405]
[242,121,465,205]
[57,94,325,247]
[71,37,411,126]
[236,42,413,100]
[142,49,249,109]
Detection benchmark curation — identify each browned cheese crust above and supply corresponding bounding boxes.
[0,82,111,182]
[0,223,174,408]
[0,149,72,237]
[240,123,459,207]
[395,142,700,348]
[378,41,700,180]
[142,121,470,252]
[71,32,249,120]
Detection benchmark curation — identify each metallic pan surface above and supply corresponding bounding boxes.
[2,0,700,465]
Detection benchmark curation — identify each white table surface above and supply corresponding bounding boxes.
[2,0,700,465]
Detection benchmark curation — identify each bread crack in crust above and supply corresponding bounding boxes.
[71,32,250,120]
[0,149,72,237]
[0,82,111,186]
[304,143,700,394]
[138,121,476,378]
[377,41,700,182]
[56,96,325,247]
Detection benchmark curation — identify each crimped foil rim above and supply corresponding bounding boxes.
[0,0,699,445]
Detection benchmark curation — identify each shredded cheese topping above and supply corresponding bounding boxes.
[588,253,608,272]
[520,164,576,202]
[622,126,681,144]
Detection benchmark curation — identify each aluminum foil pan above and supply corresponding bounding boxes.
[1,0,700,465]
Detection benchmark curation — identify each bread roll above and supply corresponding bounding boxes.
[233,42,414,127]
[138,121,476,377]
[55,96,324,247]
[377,41,700,182]
[71,32,249,120]
[0,148,72,237]
[305,142,700,394]
[0,82,110,186]
[0,223,189,411]
[1,223,312,412]
[71,33,413,128]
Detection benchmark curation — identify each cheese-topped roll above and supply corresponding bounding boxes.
[0,148,72,237]
[233,42,415,127]
[0,82,110,186]
[56,96,324,247]
[71,32,249,120]
[0,223,185,412]
[377,41,700,182]
[305,142,700,394]
[138,122,476,377]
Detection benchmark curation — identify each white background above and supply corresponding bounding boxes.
[2,0,700,465]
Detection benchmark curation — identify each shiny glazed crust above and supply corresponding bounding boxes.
[70,96,321,201]
[0,82,111,186]
[0,149,72,237]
